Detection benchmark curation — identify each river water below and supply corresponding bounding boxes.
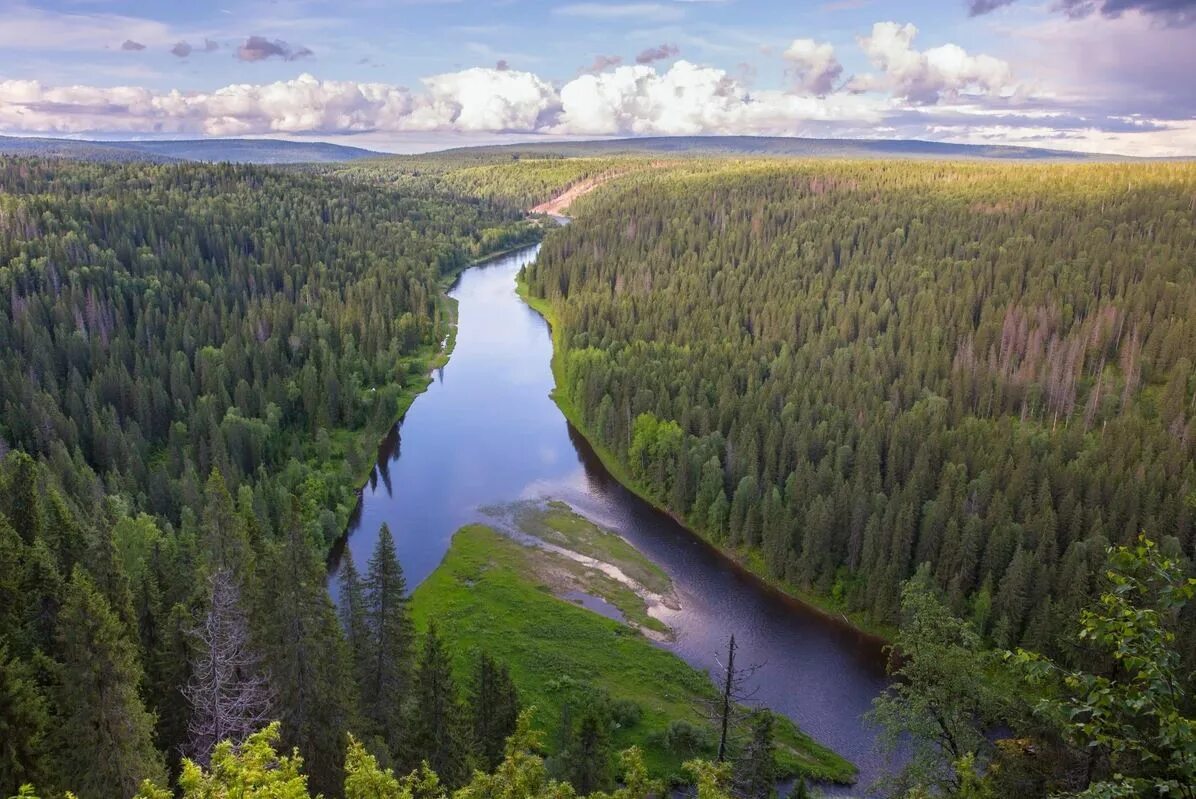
[329,243,894,793]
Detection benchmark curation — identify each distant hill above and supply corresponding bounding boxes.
[0,136,382,164]
[436,135,1109,161]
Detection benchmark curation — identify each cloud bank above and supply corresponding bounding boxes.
[0,17,1191,156]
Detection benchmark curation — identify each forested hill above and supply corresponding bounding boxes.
[522,159,1196,659]
[439,135,1111,161]
[0,136,382,164]
[0,156,537,796]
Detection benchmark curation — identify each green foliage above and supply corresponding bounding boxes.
[523,158,1196,653]
[361,523,415,759]
[1011,536,1196,799]
[869,565,1000,795]
[732,711,778,799]
[470,651,522,771]
[52,567,167,798]
[409,524,854,784]
[405,624,471,788]
[172,723,310,799]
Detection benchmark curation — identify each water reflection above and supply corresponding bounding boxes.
[329,244,894,791]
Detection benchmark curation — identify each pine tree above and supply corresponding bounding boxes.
[363,523,414,753]
[405,623,469,788]
[51,567,166,799]
[469,651,520,770]
[183,569,274,765]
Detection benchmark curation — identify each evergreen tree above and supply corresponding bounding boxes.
[562,701,614,794]
[260,501,356,797]
[469,651,521,770]
[337,550,371,708]
[405,623,469,788]
[732,711,777,799]
[0,646,50,794]
[51,567,166,799]
[363,523,414,753]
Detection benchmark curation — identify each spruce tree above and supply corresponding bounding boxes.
[469,651,520,770]
[363,523,413,753]
[405,623,469,788]
[337,550,371,704]
[563,700,614,794]
[51,567,166,799]
[733,711,778,799]
[259,499,355,797]
[0,646,50,794]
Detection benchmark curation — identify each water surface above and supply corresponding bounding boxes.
[330,244,893,791]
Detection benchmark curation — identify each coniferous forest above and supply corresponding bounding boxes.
[523,160,1196,660]
[1,151,1194,799]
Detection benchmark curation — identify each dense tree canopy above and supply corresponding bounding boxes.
[523,159,1196,658]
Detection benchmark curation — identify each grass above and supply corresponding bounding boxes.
[409,524,858,786]
[515,274,897,643]
[509,500,672,597]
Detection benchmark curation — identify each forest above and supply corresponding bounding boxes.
[1,149,1194,799]
[0,156,539,797]
[522,159,1196,660]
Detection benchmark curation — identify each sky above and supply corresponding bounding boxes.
[0,0,1194,156]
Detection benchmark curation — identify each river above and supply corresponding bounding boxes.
[329,243,894,793]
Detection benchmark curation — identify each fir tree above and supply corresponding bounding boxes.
[51,567,166,799]
[469,651,521,770]
[405,623,469,788]
[0,646,50,794]
[733,711,778,799]
[259,500,356,797]
[363,523,414,753]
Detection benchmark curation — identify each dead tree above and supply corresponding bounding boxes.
[183,569,274,764]
[706,634,762,762]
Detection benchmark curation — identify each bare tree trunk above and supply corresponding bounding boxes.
[184,569,274,765]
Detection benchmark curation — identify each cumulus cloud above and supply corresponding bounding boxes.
[782,38,843,95]
[969,0,1195,24]
[121,40,146,51]
[851,22,1014,103]
[0,63,878,139]
[237,36,313,62]
[635,43,680,64]
[553,60,879,136]
[171,41,192,58]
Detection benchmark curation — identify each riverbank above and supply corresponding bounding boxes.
[409,523,857,785]
[515,273,896,645]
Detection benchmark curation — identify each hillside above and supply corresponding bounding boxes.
[0,135,382,164]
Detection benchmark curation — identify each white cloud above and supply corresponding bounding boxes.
[852,22,1014,103]
[554,61,879,136]
[782,39,843,96]
[0,61,882,139]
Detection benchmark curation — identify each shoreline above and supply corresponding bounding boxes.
[514,268,896,648]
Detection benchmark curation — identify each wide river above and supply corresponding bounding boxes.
[329,243,893,791]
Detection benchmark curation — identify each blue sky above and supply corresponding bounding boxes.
[0,0,1193,155]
